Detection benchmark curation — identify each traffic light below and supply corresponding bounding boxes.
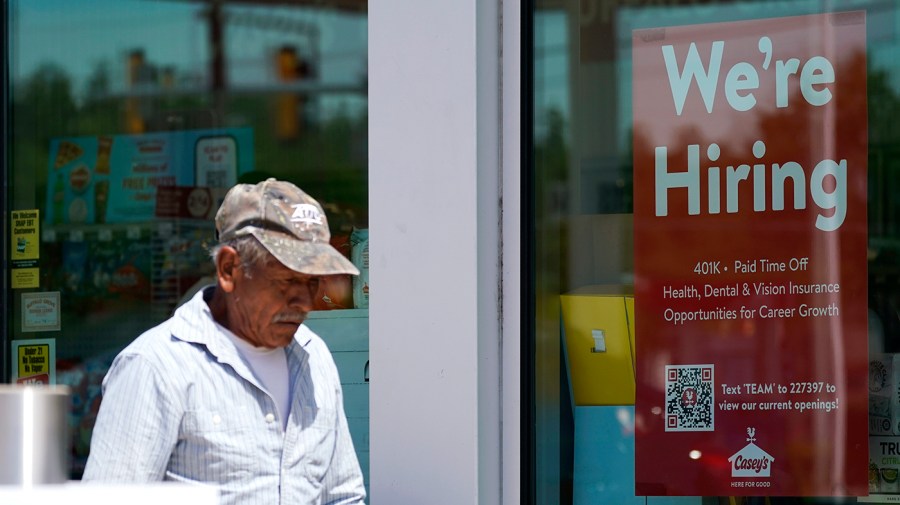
[125,50,146,134]
[274,45,308,141]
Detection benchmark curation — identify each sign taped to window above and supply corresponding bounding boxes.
[632,11,868,497]
[12,338,57,385]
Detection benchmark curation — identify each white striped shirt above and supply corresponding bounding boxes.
[82,287,366,505]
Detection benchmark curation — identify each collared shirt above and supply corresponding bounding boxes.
[82,287,366,505]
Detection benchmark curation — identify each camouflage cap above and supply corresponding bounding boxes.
[215,178,360,276]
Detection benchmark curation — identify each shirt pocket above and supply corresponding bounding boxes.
[293,404,337,482]
[178,407,261,481]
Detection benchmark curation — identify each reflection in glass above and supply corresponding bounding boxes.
[531,1,900,504]
[8,0,367,479]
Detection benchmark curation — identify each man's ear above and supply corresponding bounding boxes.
[216,246,240,293]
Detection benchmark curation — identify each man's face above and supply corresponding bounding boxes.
[228,257,320,348]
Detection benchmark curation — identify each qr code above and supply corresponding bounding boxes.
[665,364,714,432]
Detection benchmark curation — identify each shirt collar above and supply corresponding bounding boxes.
[171,285,311,352]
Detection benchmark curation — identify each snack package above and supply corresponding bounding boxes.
[84,237,152,300]
[62,241,89,295]
[313,233,354,311]
[314,275,353,310]
[350,228,369,309]
[870,437,900,494]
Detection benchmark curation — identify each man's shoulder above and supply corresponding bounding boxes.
[117,316,194,361]
[123,293,217,355]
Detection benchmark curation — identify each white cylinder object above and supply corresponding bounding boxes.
[0,385,71,485]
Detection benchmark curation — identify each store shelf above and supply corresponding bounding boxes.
[42,220,211,241]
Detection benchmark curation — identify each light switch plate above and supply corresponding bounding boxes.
[591,329,606,353]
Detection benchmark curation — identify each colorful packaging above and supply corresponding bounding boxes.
[312,232,355,311]
[869,436,900,495]
[314,275,353,310]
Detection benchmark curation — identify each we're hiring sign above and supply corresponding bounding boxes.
[633,11,868,497]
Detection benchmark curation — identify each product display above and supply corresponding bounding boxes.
[313,233,354,310]
[351,228,369,309]
[867,355,900,497]
[57,350,116,476]
[870,354,900,436]
[870,436,900,495]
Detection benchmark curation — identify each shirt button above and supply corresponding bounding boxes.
[212,414,222,425]
[265,413,276,423]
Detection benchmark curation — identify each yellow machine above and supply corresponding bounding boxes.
[562,285,701,504]
[560,285,635,406]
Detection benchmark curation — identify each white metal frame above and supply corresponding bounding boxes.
[369,1,520,503]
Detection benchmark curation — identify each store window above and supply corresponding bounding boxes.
[530,0,900,503]
[4,0,368,483]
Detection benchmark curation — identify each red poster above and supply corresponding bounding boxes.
[633,12,868,496]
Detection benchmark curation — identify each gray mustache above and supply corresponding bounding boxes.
[272,312,306,323]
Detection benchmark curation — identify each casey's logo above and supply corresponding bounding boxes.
[291,203,323,225]
[728,427,774,478]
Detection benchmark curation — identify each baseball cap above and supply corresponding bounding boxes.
[215,178,360,276]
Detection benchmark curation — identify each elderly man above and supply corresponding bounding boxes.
[83,179,366,505]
